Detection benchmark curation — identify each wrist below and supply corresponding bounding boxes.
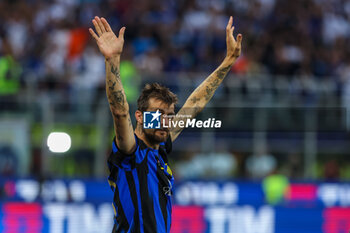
[105,54,121,62]
[223,56,237,66]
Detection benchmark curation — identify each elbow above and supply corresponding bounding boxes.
[110,106,130,118]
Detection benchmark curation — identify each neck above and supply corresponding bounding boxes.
[135,124,160,150]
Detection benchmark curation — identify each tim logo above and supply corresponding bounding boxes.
[143,110,161,129]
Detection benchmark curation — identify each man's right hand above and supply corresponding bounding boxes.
[89,16,126,59]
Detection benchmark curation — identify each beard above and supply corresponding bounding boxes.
[143,128,169,144]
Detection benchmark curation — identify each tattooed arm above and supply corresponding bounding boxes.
[170,16,243,141]
[105,56,135,153]
[90,16,135,154]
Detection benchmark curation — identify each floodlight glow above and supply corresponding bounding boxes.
[47,132,71,153]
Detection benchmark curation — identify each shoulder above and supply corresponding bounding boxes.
[109,135,150,168]
[165,135,172,154]
[159,135,172,153]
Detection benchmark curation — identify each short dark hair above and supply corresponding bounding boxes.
[137,83,178,112]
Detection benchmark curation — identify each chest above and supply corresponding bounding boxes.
[146,151,174,196]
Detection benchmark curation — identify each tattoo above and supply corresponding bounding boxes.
[205,85,214,101]
[190,96,200,103]
[108,80,116,91]
[216,65,231,80]
[204,65,232,101]
[210,78,220,89]
[111,65,120,78]
[107,61,133,142]
[117,134,123,141]
[111,90,124,105]
[193,106,201,115]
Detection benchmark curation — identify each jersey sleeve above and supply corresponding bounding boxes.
[108,134,152,170]
[107,136,138,170]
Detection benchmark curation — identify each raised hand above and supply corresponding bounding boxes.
[226,16,242,61]
[89,16,126,59]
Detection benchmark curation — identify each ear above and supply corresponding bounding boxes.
[135,110,143,125]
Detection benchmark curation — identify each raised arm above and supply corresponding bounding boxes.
[170,16,242,141]
[89,16,135,154]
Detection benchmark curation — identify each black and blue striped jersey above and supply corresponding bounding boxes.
[107,135,174,233]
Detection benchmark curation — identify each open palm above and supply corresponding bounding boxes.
[89,16,125,59]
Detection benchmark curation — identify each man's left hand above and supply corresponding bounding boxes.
[225,16,242,62]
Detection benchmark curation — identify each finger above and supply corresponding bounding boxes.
[236,33,243,47]
[229,26,236,42]
[89,28,99,41]
[101,17,112,32]
[226,16,233,32]
[118,27,126,40]
[92,19,102,36]
[96,16,106,33]
[231,25,235,34]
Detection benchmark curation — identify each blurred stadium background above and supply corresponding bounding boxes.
[1,0,350,232]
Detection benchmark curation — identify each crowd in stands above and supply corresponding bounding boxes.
[2,0,350,90]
